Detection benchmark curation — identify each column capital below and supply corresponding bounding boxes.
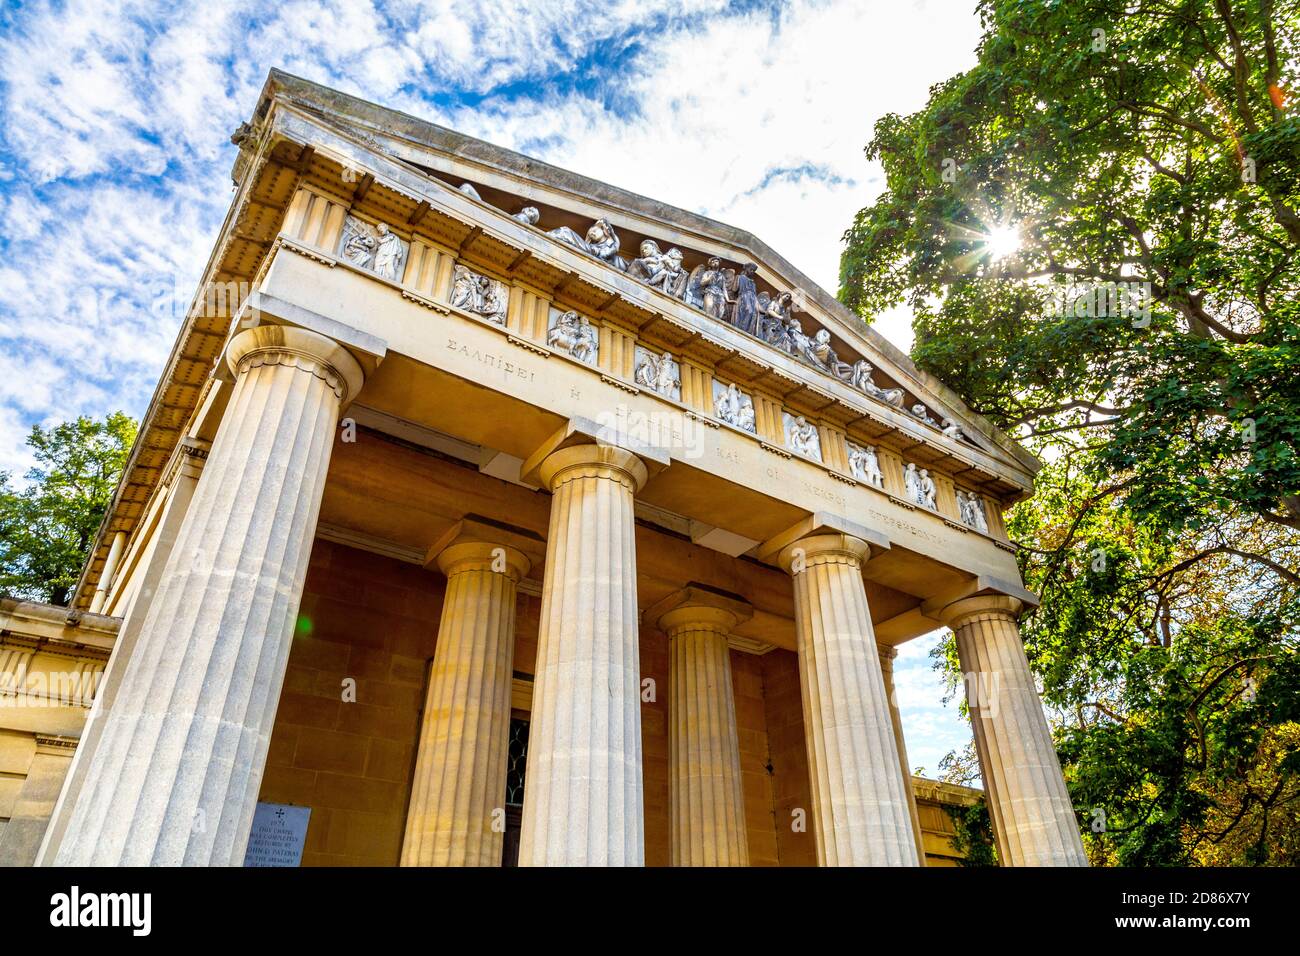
[644,584,753,636]
[225,325,366,404]
[534,443,648,495]
[757,510,889,566]
[778,532,872,574]
[161,436,211,488]
[521,417,667,492]
[425,515,542,583]
[433,541,531,582]
[937,594,1024,630]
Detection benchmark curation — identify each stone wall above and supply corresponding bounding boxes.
[256,540,436,866]
[0,600,116,866]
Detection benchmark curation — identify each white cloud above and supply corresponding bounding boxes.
[894,629,976,781]
[0,0,983,760]
[0,404,39,477]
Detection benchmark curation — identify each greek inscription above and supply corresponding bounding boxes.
[446,337,535,383]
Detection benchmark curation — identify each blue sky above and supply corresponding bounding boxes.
[0,0,986,777]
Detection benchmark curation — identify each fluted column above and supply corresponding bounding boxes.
[878,644,926,864]
[780,533,919,866]
[401,538,529,866]
[37,436,210,865]
[519,444,647,866]
[647,588,751,866]
[54,325,364,866]
[940,596,1086,866]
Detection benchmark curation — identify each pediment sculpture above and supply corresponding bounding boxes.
[731,263,761,336]
[517,209,972,437]
[449,264,509,325]
[628,240,688,298]
[686,257,730,320]
[910,404,938,427]
[546,217,628,271]
[848,361,906,407]
[758,292,794,346]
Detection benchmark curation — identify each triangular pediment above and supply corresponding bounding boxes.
[250,71,1039,484]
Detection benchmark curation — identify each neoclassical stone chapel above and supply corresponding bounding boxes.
[31,70,1086,867]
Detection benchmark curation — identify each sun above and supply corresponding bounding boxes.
[983,224,1022,261]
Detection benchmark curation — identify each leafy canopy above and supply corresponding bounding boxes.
[0,413,137,606]
[842,0,1299,864]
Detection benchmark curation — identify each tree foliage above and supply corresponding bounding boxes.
[944,800,1000,867]
[0,413,137,606]
[843,0,1299,864]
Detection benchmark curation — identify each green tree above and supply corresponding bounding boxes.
[937,743,999,865]
[841,0,1299,863]
[0,413,137,606]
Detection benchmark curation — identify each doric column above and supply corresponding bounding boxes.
[779,533,919,866]
[519,444,647,866]
[646,587,751,866]
[877,644,926,864]
[939,595,1086,866]
[53,325,364,866]
[401,532,531,866]
[37,436,209,865]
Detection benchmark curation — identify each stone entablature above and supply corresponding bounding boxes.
[266,170,1011,544]
[0,601,115,711]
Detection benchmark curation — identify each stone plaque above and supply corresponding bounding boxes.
[243,802,311,867]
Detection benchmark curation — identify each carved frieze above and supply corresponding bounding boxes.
[846,441,884,489]
[712,381,756,433]
[443,198,982,443]
[338,215,408,282]
[634,346,681,401]
[903,462,938,511]
[784,413,822,462]
[448,263,508,325]
[957,488,989,532]
[547,309,599,364]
